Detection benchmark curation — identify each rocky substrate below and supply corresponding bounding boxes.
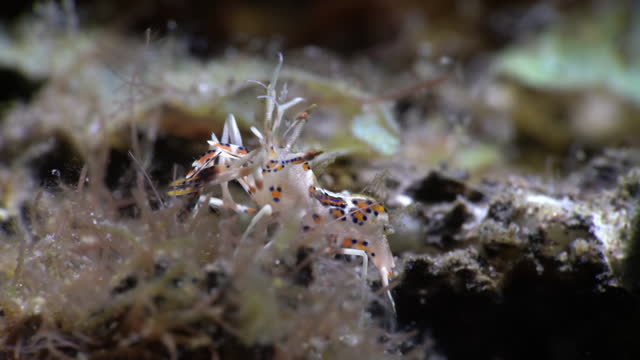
[389,150,640,359]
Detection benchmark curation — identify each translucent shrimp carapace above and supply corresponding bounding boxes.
[169,55,396,312]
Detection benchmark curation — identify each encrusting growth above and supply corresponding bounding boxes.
[169,54,396,312]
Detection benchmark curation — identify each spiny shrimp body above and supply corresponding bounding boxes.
[169,56,396,311]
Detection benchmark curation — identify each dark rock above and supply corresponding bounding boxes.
[396,255,640,360]
[408,171,485,204]
[422,202,472,247]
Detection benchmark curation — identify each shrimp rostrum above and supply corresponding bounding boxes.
[168,55,396,312]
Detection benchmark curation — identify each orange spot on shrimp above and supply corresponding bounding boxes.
[303,162,311,171]
[314,190,347,208]
[296,104,317,121]
[357,240,369,251]
[210,143,249,158]
[312,214,322,224]
[171,164,226,195]
[343,237,356,247]
[285,151,322,166]
[242,177,257,193]
[270,185,282,202]
[351,210,367,225]
[297,111,311,120]
[245,208,257,214]
[218,144,233,152]
[184,151,219,179]
[195,150,219,164]
[288,157,305,165]
[327,194,347,207]
[371,204,385,215]
[353,200,368,209]
[330,208,346,220]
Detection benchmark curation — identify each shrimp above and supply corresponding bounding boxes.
[169,55,396,312]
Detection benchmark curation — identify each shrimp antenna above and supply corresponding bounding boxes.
[282,104,316,149]
[262,53,284,143]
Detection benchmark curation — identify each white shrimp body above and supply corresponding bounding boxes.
[169,55,396,310]
[251,147,395,280]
